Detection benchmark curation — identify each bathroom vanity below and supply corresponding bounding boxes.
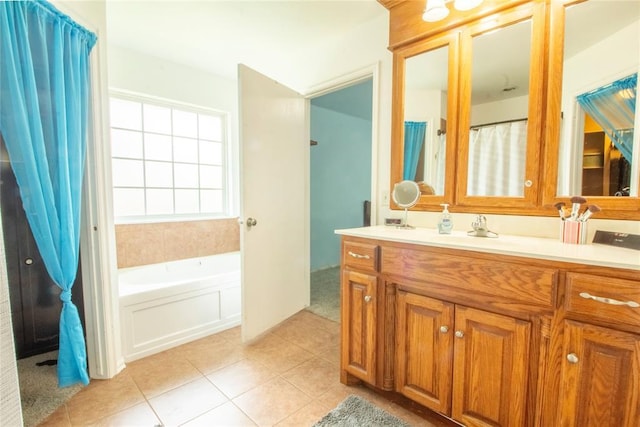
[337,226,639,427]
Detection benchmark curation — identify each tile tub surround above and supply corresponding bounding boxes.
[115,218,240,268]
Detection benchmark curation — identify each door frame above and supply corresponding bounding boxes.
[49,2,123,380]
[304,63,380,226]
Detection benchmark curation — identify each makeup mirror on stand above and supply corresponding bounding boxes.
[392,180,421,229]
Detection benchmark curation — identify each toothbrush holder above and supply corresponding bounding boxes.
[561,220,588,244]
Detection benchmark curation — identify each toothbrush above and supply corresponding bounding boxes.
[578,204,601,222]
[553,202,566,220]
[569,196,587,221]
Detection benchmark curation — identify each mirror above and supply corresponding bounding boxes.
[392,180,420,228]
[466,19,532,197]
[456,3,545,211]
[403,44,449,196]
[557,1,639,199]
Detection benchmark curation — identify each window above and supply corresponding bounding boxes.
[109,95,228,221]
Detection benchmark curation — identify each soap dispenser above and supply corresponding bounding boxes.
[438,204,453,234]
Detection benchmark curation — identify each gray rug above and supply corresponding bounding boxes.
[314,395,412,427]
[17,350,82,427]
[307,266,340,322]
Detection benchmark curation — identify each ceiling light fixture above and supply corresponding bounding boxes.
[423,0,484,22]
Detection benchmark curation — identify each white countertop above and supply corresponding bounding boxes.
[336,225,640,271]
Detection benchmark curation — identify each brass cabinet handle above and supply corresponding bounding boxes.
[440,325,449,333]
[455,330,464,338]
[348,251,371,260]
[364,295,372,303]
[579,292,640,308]
[567,353,579,364]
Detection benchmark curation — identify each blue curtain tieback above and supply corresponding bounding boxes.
[60,290,72,303]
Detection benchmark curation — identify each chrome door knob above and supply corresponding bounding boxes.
[567,353,579,364]
[440,325,449,333]
[246,217,257,227]
[364,295,372,303]
[455,330,464,338]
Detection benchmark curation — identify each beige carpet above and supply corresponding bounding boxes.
[17,350,82,427]
[307,266,340,322]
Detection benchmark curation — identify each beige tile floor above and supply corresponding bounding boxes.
[38,310,444,427]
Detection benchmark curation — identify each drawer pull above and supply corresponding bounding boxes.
[364,295,372,303]
[440,325,449,333]
[455,330,464,338]
[567,353,579,364]
[348,251,371,260]
[579,292,640,308]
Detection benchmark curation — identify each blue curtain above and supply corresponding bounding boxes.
[576,73,636,162]
[0,0,96,387]
[403,121,427,180]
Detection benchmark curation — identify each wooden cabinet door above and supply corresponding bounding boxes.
[341,269,377,384]
[452,306,531,427]
[396,291,454,414]
[559,321,640,427]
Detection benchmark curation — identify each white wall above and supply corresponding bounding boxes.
[108,46,238,112]
[471,94,529,126]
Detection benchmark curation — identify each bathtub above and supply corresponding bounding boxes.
[119,252,241,362]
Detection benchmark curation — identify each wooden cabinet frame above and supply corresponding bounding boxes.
[340,235,640,426]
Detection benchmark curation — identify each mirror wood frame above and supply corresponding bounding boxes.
[382,0,640,220]
[542,0,640,220]
[390,31,460,211]
[456,2,546,211]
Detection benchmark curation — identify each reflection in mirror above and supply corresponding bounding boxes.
[577,74,636,196]
[466,19,532,197]
[392,180,420,228]
[558,1,639,197]
[403,44,448,196]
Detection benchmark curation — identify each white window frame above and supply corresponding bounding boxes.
[109,91,232,224]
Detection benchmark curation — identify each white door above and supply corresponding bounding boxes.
[238,64,309,342]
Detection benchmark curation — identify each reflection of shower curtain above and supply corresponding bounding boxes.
[403,121,427,181]
[467,121,527,196]
[576,73,636,162]
[435,133,446,194]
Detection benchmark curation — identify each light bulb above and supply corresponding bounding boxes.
[423,0,450,22]
[454,0,483,11]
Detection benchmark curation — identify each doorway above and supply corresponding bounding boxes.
[0,137,85,359]
[307,78,374,322]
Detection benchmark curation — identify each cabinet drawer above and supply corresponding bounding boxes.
[343,241,379,272]
[564,273,640,328]
[382,246,557,308]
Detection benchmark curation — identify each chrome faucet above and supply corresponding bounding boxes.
[468,214,498,238]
